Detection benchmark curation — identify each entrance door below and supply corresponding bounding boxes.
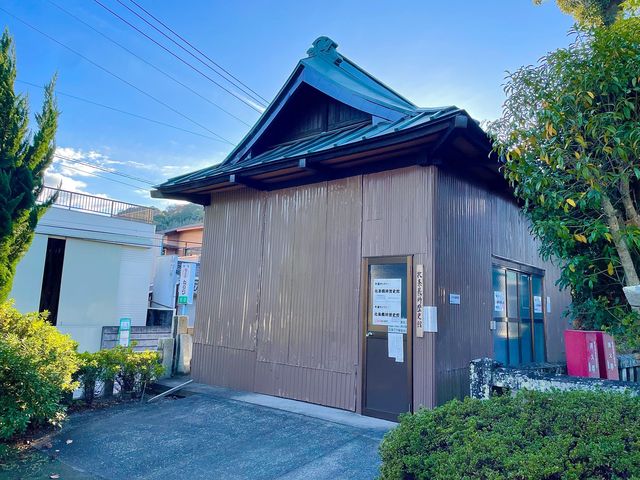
[362,256,412,421]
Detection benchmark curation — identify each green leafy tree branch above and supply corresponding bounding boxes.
[489,16,640,347]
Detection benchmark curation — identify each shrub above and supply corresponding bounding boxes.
[0,302,78,440]
[102,345,164,398]
[379,390,640,480]
[76,351,118,405]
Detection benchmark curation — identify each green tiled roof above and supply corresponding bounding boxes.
[155,37,463,193]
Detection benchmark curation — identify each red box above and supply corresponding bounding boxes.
[594,331,619,380]
[564,330,600,378]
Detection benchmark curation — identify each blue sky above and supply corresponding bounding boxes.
[0,1,574,208]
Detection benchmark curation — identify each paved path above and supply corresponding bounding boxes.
[46,382,395,479]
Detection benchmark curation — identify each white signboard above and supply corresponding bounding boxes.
[118,317,131,347]
[388,332,404,362]
[493,291,505,313]
[423,306,438,333]
[415,265,424,338]
[533,295,543,314]
[372,278,402,325]
[177,262,196,305]
[388,318,407,334]
[546,296,552,313]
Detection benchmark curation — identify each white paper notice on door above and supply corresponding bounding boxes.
[372,278,402,325]
[493,291,505,313]
[388,332,404,362]
[533,295,543,314]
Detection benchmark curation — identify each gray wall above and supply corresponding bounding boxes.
[434,170,572,404]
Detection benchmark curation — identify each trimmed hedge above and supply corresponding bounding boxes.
[379,390,640,479]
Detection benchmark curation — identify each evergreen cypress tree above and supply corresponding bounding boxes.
[0,29,58,301]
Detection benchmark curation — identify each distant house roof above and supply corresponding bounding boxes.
[153,37,500,205]
[160,223,204,235]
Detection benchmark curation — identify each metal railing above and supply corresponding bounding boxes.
[38,186,155,224]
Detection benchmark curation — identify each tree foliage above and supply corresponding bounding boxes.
[153,202,203,232]
[534,0,638,26]
[488,17,640,349]
[0,30,58,301]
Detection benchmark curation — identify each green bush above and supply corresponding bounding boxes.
[379,390,640,480]
[0,302,78,440]
[76,351,118,405]
[103,345,164,398]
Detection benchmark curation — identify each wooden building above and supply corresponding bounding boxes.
[153,37,571,420]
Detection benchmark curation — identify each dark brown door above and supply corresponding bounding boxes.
[362,256,412,421]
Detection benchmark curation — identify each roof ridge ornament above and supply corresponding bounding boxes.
[307,36,342,64]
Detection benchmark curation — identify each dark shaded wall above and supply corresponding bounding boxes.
[434,170,572,405]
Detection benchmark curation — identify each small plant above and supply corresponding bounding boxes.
[379,390,640,479]
[0,302,78,441]
[101,344,164,399]
[76,351,118,405]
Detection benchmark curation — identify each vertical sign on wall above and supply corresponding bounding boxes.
[118,317,131,347]
[177,262,196,305]
[415,264,424,337]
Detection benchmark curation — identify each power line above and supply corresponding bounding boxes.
[45,0,251,128]
[18,80,226,141]
[126,0,269,106]
[0,6,235,145]
[52,162,151,191]
[37,222,204,250]
[114,0,267,109]
[53,153,155,185]
[93,0,264,113]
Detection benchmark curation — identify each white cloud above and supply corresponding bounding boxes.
[44,171,88,192]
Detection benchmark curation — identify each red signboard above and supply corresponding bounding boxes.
[594,331,619,380]
[564,330,600,378]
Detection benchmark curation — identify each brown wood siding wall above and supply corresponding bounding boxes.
[193,166,439,411]
[193,177,364,410]
[193,165,568,411]
[434,170,571,405]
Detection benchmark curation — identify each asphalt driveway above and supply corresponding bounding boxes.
[42,382,395,480]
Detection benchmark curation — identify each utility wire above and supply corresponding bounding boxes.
[53,153,156,185]
[53,162,151,191]
[126,0,269,106]
[0,6,235,145]
[114,0,266,109]
[45,0,251,127]
[93,0,264,113]
[36,223,194,250]
[38,223,202,249]
[18,80,225,141]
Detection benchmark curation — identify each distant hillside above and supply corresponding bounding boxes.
[153,203,204,231]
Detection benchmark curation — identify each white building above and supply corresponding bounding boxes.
[10,187,159,352]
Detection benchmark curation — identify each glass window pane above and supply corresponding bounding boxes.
[494,322,508,364]
[519,274,531,319]
[534,323,546,362]
[506,270,518,319]
[532,275,544,321]
[492,267,506,318]
[508,320,520,366]
[520,320,533,364]
[532,275,546,362]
